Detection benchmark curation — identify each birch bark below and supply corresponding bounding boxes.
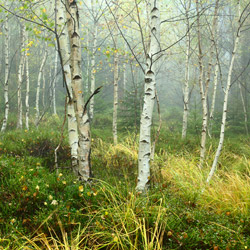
[56,0,78,172]
[17,24,25,129]
[1,15,9,132]
[136,0,160,192]
[66,0,92,180]
[181,0,191,139]
[25,31,30,130]
[113,46,119,145]
[207,0,242,184]
[197,0,219,166]
[35,46,48,126]
[53,42,58,115]
[239,82,248,135]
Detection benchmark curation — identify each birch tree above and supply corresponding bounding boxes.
[17,23,26,129]
[25,31,30,130]
[1,15,10,132]
[56,0,79,173]
[206,0,250,184]
[35,45,48,126]
[136,0,161,192]
[89,0,98,121]
[181,0,191,139]
[66,0,92,180]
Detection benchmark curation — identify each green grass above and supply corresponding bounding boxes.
[0,118,250,249]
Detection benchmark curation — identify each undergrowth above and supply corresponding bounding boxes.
[0,118,250,249]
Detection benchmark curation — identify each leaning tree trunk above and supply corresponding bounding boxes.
[136,0,160,192]
[56,0,78,173]
[66,0,92,181]
[1,15,9,132]
[207,0,242,184]
[17,24,25,129]
[35,47,48,126]
[181,0,191,139]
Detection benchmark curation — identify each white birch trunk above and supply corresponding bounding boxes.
[136,0,160,192]
[207,1,241,184]
[66,0,92,181]
[1,15,9,132]
[113,49,119,145]
[42,69,46,108]
[208,62,219,137]
[35,47,48,126]
[239,82,248,135]
[89,1,97,120]
[86,28,90,94]
[17,24,25,129]
[53,42,58,115]
[56,0,78,172]
[181,1,191,139]
[25,31,30,130]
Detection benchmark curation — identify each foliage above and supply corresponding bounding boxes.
[1,121,250,249]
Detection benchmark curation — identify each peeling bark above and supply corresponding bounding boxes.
[136,0,160,192]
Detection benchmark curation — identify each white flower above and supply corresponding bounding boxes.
[51,200,58,206]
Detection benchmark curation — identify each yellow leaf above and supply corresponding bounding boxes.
[79,185,84,192]
[78,90,83,94]
[42,8,46,13]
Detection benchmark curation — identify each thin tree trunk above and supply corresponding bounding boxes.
[89,1,97,121]
[53,42,58,115]
[239,82,248,135]
[207,0,242,184]
[136,0,160,192]
[208,62,219,137]
[42,68,46,109]
[35,46,48,126]
[113,48,119,145]
[17,24,25,129]
[181,0,191,139]
[25,31,30,130]
[1,15,9,132]
[66,0,92,181]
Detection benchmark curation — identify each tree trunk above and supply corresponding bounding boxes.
[35,46,48,126]
[208,62,219,137]
[89,0,97,121]
[53,42,58,115]
[136,0,160,192]
[239,82,248,135]
[25,31,30,130]
[181,0,191,139]
[1,15,9,132]
[66,0,92,181]
[17,24,25,129]
[113,48,119,145]
[56,0,78,172]
[207,0,241,184]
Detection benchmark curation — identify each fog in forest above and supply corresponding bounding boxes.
[0,0,250,248]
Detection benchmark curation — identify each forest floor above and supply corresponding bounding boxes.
[1,116,250,249]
